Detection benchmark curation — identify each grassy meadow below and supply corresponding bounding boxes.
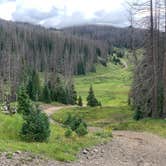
[53,62,166,138]
[53,62,133,126]
[75,63,132,106]
[0,61,166,162]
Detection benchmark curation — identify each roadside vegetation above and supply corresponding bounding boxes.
[0,111,112,161]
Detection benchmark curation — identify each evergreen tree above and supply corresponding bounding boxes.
[21,106,50,142]
[47,80,54,101]
[57,87,66,104]
[17,85,32,115]
[71,84,77,104]
[27,70,41,101]
[78,96,83,107]
[77,61,85,75]
[42,83,51,103]
[87,85,100,107]
[54,76,67,104]
[66,83,77,105]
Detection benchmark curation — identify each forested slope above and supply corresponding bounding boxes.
[0,19,108,100]
[62,25,145,49]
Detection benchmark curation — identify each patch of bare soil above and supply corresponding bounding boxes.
[70,131,166,166]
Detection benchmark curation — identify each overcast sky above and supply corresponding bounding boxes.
[0,0,129,28]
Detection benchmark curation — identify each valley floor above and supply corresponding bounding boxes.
[0,63,166,165]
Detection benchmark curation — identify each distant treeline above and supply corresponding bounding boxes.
[62,24,146,49]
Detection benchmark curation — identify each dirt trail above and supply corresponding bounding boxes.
[38,106,166,166]
[6,130,164,166]
[66,131,166,166]
[41,105,71,124]
[1,110,166,166]
[42,106,166,166]
[43,106,65,116]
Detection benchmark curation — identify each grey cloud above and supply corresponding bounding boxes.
[12,7,60,24]
[55,10,128,28]
[10,2,128,28]
[93,10,128,27]
[56,12,89,28]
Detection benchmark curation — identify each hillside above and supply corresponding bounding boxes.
[0,19,108,100]
[62,25,145,49]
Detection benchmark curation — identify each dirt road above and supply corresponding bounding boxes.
[3,105,164,166]
[41,106,166,166]
[68,131,166,166]
[1,130,166,166]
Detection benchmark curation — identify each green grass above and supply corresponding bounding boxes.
[52,62,166,138]
[111,118,166,138]
[75,63,132,106]
[52,106,133,127]
[0,112,112,161]
[1,61,166,162]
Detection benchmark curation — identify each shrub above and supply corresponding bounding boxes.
[70,116,82,131]
[133,110,143,121]
[76,123,88,136]
[65,128,72,137]
[64,113,88,136]
[64,113,72,125]
[21,106,50,142]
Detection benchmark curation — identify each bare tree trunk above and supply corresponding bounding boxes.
[162,0,166,118]
[150,0,158,118]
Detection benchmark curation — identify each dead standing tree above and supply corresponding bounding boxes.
[130,0,166,118]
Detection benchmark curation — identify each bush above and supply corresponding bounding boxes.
[64,113,72,126]
[21,106,50,142]
[76,123,88,136]
[70,116,82,131]
[65,128,72,137]
[133,110,143,121]
[64,113,88,136]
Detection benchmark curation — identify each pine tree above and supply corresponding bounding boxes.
[71,84,77,105]
[54,76,67,104]
[66,83,77,105]
[78,96,83,107]
[77,61,85,75]
[21,105,50,142]
[42,83,51,103]
[27,70,41,101]
[17,85,32,115]
[87,85,100,107]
